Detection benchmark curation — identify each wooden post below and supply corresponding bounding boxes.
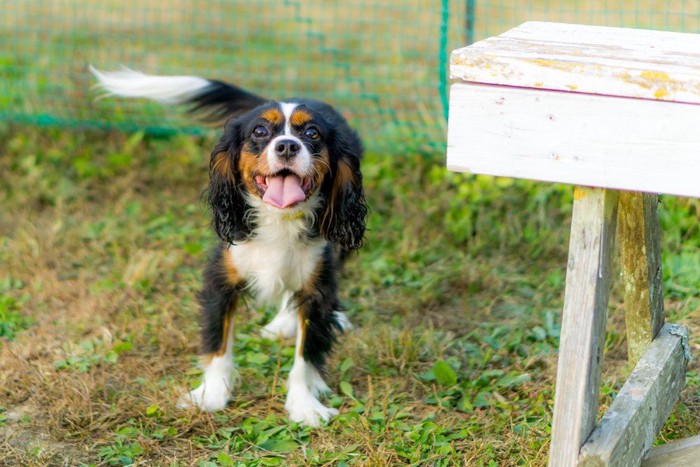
[549,187,619,467]
[618,192,665,366]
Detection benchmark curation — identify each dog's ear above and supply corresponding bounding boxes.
[208,119,251,244]
[320,128,368,251]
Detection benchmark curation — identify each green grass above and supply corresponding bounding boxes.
[0,276,32,341]
[0,124,698,465]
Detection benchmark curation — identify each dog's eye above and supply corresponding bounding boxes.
[252,126,269,139]
[304,127,320,140]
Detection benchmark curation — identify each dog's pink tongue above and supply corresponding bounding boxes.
[262,174,306,208]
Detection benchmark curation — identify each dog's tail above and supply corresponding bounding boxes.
[89,65,268,122]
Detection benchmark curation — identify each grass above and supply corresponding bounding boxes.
[0,123,698,465]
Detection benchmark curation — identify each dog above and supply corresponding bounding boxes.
[90,67,367,426]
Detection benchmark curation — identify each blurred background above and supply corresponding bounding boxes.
[2,0,699,155]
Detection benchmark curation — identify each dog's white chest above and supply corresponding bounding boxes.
[229,219,325,303]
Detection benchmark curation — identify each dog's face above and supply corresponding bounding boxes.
[208,100,367,250]
[233,102,330,210]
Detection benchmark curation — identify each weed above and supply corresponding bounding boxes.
[54,338,133,373]
[0,276,32,341]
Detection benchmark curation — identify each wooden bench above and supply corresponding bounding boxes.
[446,22,699,466]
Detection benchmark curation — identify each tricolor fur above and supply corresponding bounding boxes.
[91,67,367,426]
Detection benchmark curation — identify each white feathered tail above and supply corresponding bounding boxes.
[89,65,268,120]
[89,65,211,104]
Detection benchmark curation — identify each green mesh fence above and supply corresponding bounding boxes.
[470,0,700,43]
[2,1,699,155]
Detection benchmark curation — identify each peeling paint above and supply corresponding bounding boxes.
[654,87,669,99]
[620,72,652,89]
[574,186,588,200]
[451,24,700,106]
[640,70,671,82]
[529,58,579,72]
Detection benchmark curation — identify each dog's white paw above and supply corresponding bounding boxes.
[263,311,352,338]
[308,370,332,397]
[262,292,298,339]
[285,389,338,427]
[334,311,353,333]
[178,356,236,412]
[177,381,232,412]
[261,313,297,339]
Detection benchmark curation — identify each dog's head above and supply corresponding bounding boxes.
[208,99,367,250]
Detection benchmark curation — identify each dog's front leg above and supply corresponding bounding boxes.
[179,246,241,412]
[284,252,348,427]
[284,308,339,427]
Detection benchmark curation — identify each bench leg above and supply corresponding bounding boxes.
[576,193,687,465]
[549,187,619,467]
[618,192,664,366]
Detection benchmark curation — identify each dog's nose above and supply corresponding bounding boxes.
[275,139,301,160]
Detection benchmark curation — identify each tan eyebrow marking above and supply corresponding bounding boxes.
[290,108,313,127]
[260,108,284,125]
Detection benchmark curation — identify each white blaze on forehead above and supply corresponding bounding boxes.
[280,102,299,135]
[266,101,311,177]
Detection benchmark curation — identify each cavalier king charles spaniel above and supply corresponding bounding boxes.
[90,67,367,426]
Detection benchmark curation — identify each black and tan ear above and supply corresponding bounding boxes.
[321,129,368,251]
[208,119,252,244]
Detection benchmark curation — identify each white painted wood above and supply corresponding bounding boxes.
[451,22,700,105]
[446,82,700,199]
[642,435,700,467]
[579,324,689,466]
[549,187,619,467]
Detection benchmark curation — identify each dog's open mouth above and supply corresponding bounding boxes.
[254,169,313,209]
